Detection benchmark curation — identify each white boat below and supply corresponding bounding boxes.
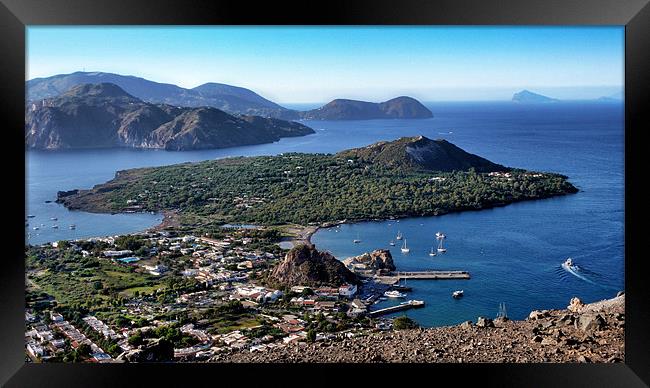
[400,238,410,253]
[436,232,447,253]
[396,231,403,240]
[69,224,76,229]
[353,232,361,243]
[32,226,39,230]
[452,290,464,298]
[389,241,396,246]
[562,257,578,271]
[429,247,437,256]
[51,225,58,229]
[50,217,58,221]
[384,290,407,298]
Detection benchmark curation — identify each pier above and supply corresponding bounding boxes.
[368,300,425,317]
[395,270,470,280]
[372,270,470,284]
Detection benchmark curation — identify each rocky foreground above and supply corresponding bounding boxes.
[210,294,625,363]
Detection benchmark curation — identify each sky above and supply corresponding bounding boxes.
[27,26,624,103]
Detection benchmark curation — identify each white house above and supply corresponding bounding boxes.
[338,284,357,298]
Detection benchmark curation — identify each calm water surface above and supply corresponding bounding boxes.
[27,101,624,327]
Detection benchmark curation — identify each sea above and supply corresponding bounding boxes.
[26,101,624,327]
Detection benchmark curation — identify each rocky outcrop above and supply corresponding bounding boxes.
[25,83,314,150]
[268,244,358,287]
[209,294,625,363]
[343,250,396,273]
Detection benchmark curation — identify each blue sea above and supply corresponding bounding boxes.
[26,101,624,327]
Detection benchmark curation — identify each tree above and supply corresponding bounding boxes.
[306,329,316,343]
[393,316,418,330]
[128,331,144,346]
[76,343,92,358]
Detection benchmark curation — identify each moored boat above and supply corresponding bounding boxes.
[452,290,464,298]
[384,290,407,298]
[400,238,410,253]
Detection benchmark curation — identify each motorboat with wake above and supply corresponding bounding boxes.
[562,257,578,271]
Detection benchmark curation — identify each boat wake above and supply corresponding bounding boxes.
[559,262,617,290]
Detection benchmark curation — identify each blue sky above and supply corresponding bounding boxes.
[27,26,624,103]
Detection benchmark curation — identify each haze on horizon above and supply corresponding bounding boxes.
[27,26,624,103]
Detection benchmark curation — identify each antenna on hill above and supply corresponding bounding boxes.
[497,302,508,319]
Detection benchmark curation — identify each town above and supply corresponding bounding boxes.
[25,226,422,363]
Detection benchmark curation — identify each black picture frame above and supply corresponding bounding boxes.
[1,0,648,386]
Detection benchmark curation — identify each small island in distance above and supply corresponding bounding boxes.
[512,90,560,103]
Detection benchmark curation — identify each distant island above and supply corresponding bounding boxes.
[56,136,578,228]
[299,97,433,120]
[25,83,314,151]
[512,90,559,103]
[27,72,433,120]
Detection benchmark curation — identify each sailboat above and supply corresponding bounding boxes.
[437,233,447,253]
[429,246,437,256]
[401,238,410,253]
[389,240,396,246]
[396,231,403,240]
[353,232,361,244]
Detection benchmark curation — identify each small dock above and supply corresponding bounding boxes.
[395,270,470,280]
[373,270,470,284]
[368,300,425,317]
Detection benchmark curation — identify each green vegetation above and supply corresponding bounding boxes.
[393,316,419,330]
[60,152,577,227]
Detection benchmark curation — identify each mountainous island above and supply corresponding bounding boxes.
[299,97,433,120]
[55,136,578,228]
[25,83,314,151]
[27,71,291,118]
[512,90,559,103]
[27,72,433,121]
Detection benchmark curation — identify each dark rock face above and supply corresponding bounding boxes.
[300,96,433,120]
[25,83,314,150]
[56,189,79,199]
[575,313,606,332]
[268,244,358,287]
[338,135,508,173]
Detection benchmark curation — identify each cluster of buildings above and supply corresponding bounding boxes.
[25,311,113,363]
[28,228,384,363]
